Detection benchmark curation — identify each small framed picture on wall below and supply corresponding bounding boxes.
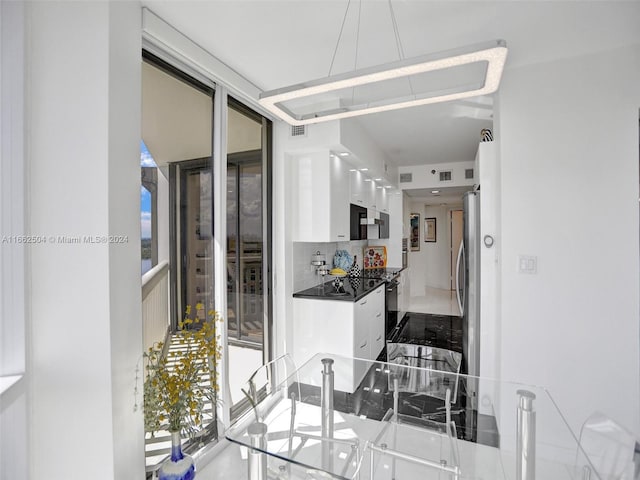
[425,217,436,242]
[409,213,420,251]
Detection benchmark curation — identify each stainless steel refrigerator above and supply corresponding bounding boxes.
[456,189,481,440]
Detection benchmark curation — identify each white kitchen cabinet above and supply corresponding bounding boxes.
[375,185,389,214]
[363,178,376,209]
[292,284,385,392]
[350,169,365,207]
[292,151,349,242]
[354,285,385,360]
[350,169,376,209]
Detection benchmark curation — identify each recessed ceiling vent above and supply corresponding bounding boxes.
[290,125,306,137]
[439,170,452,182]
[399,173,412,183]
[465,168,474,179]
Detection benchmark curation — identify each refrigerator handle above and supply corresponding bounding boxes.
[456,241,464,316]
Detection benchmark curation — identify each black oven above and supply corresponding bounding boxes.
[385,278,399,338]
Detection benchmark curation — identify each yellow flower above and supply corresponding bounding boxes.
[141,305,223,435]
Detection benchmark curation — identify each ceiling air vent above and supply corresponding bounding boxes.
[399,173,412,183]
[439,170,452,182]
[290,125,306,137]
[465,168,474,179]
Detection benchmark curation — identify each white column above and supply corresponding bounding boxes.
[28,2,144,478]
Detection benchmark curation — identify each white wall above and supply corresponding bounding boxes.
[408,202,461,295]
[496,44,640,435]
[293,242,338,292]
[292,240,370,292]
[341,119,397,186]
[27,3,144,478]
[399,160,476,190]
[477,142,502,387]
[0,2,28,477]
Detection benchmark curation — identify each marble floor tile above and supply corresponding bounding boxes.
[409,286,461,317]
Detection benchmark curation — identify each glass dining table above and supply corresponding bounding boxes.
[225,352,599,480]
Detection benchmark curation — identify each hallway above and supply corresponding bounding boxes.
[409,286,461,317]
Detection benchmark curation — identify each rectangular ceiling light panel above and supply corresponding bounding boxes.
[259,39,507,126]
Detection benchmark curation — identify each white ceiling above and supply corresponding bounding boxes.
[142,1,640,168]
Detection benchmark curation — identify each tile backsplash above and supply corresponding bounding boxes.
[293,240,369,292]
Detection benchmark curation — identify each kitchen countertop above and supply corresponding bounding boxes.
[360,266,405,278]
[293,277,386,302]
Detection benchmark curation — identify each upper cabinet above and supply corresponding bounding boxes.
[350,169,366,207]
[375,185,389,214]
[291,146,396,242]
[292,151,349,242]
[350,169,376,208]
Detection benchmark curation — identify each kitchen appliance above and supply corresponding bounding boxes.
[311,251,331,285]
[379,212,390,239]
[456,189,481,441]
[311,251,326,266]
[350,204,368,240]
[385,278,399,339]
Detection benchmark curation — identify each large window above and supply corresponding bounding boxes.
[142,52,216,467]
[226,98,272,419]
[141,48,273,455]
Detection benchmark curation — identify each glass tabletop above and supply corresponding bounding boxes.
[225,352,599,480]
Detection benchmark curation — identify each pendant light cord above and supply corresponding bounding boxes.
[328,0,352,77]
[388,0,415,97]
[351,0,362,105]
[353,0,362,71]
[328,0,413,100]
[388,0,405,60]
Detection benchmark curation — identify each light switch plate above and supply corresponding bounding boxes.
[518,255,537,274]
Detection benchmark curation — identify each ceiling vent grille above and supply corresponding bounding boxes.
[439,170,452,182]
[465,168,474,179]
[290,125,306,137]
[399,173,412,183]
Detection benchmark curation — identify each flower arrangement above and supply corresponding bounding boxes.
[139,304,222,436]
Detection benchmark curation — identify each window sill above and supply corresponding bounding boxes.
[0,374,23,395]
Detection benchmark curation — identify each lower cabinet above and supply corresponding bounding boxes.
[293,285,385,393]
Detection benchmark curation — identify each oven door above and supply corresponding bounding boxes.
[385,280,399,338]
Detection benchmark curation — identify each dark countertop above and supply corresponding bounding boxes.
[293,277,386,302]
[360,266,406,279]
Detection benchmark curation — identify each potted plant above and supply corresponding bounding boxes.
[139,304,221,480]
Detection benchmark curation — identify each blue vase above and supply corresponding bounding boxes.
[158,431,196,480]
